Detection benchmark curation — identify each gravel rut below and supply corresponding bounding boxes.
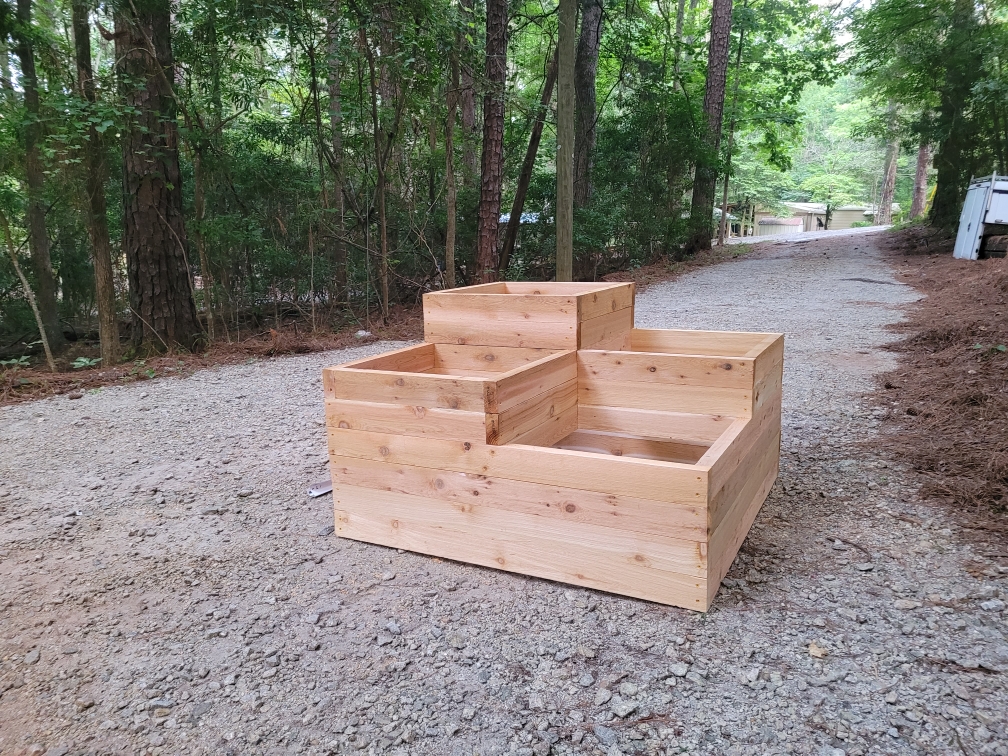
[2,229,1007,756]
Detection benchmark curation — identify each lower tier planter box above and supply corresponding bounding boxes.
[323,328,783,611]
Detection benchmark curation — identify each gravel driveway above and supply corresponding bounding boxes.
[2,230,1006,756]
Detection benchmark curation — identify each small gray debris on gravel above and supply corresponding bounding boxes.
[593,724,619,746]
[24,649,40,665]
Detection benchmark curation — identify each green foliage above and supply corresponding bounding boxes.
[71,356,101,369]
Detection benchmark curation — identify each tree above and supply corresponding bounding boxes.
[476,0,507,282]
[115,0,200,352]
[909,139,931,218]
[573,0,602,208]
[71,0,119,366]
[13,0,65,352]
[556,0,575,281]
[686,0,734,254]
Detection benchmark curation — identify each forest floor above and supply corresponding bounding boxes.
[1,227,1007,756]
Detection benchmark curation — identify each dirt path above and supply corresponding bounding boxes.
[1,230,1006,756]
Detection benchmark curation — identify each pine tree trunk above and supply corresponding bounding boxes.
[115,0,200,352]
[14,0,65,353]
[686,0,734,254]
[931,0,979,230]
[476,0,507,283]
[500,50,559,277]
[192,150,214,340]
[909,140,931,219]
[72,0,119,366]
[445,47,460,289]
[326,1,347,304]
[573,0,602,209]
[556,0,576,281]
[459,0,478,182]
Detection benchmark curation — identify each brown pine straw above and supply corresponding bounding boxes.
[875,226,1008,526]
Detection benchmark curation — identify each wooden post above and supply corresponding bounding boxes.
[556,0,575,282]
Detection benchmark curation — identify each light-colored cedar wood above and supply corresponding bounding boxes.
[578,350,754,389]
[576,284,634,320]
[327,427,708,504]
[336,342,436,372]
[705,378,782,530]
[434,344,556,373]
[495,378,578,445]
[746,332,784,361]
[578,378,752,417]
[323,367,489,411]
[576,405,733,444]
[324,398,490,441]
[552,429,709,464]
[328,455,707,539]
[496,281,625,294]
[425,292,579,320]
[706,429,781,599]
[493,351,577,412]
[589,329,633,351]
[507,403,579,447]
[424,313,579,348]
[333,484,708,606]
[629,328,772,357]
[427,367,501,378]
[578,307,634,349]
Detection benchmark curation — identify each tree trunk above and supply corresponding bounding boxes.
[717,12,746,247]
[556,0,576,281]
[672,0,687,88]
[115,0,200,352]
[909,139,931,219]
[459,0,478,182]
[326,1,347,304]
[877,141,898,225]
[445,47,460,289]
[930,0,979,230]
[499,50,558,277]
[1,209,55,371]
[363,29,390,321]
[14,0,66,353]
[686,0,734,254]
[0,37,13,100]
[476,0,507,283]
[573,0,602,208]
[72,0,119,366]
[192,150,214,340]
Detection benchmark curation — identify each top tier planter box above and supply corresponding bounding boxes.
[423,281,634,350]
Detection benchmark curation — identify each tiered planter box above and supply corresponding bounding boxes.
[323,282,782,611]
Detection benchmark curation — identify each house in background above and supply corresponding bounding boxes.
[751,201,900,234]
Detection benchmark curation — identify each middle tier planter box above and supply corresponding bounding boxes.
[323,328,783,611]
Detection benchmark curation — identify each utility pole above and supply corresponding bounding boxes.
[556,0,575,281]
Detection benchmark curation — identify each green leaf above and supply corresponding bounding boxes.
[95,120,115,134]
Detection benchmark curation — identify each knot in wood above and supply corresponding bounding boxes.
[722,362,732,370]
[395,377,405,387]
[338,421,350,429]
[391,519,399,529]
[648,366,657,373]
[463,442,472,451]
[379,445,390,457]
[564,503,576,513]
[434,478,445,490]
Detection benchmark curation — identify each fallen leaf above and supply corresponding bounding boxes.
[808,641,828,658]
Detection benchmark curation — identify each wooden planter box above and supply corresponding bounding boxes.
[323,302,782,611]
[423,281,635,350]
